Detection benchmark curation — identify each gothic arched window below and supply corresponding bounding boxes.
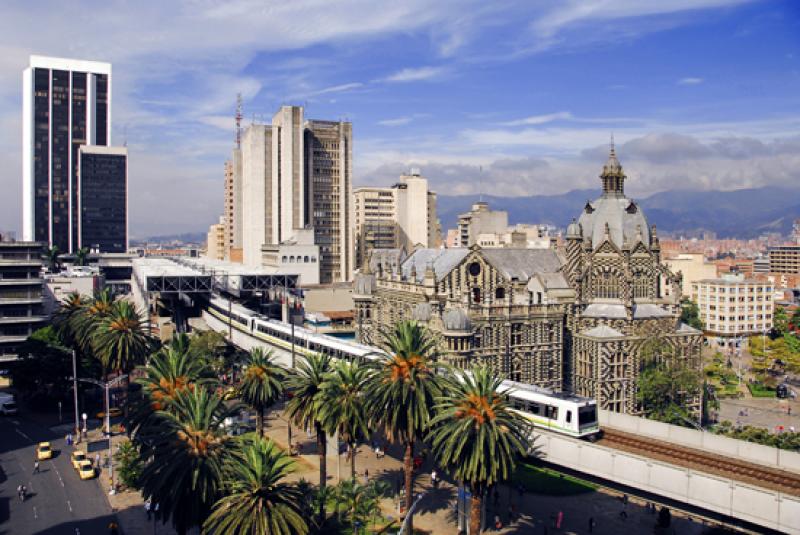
[633,270,650,299]
[595,270,620,299]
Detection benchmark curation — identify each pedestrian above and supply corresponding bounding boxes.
[431,469,438,488]
[494,514,502,529]
[145,499,152,520]
[17,484,24,501]
[66,433,72,446]
[588,516,595,532]
[556,510,563,529]
[33,460,40,474]
[363,468,369,484]
[95,453,101,467]
[108,521,119,535]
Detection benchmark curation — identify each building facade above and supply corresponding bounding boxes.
[769,245,800,274]
[354,170,440,268]
[0,240,45,359]
[77,145,127,253]
[663,253,717,299]
[457,202,508,247]
[223,148,243,262]
[238,107,354,284]
[691,274,773,347]
[23,56,112,253]
[206,216,226,261]
[355,145,702,415]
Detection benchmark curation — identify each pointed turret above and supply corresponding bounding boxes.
[600,135,626,198]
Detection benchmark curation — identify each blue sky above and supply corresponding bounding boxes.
[0,0,798,237]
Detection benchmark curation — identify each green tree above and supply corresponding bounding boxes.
[93,300,151,374]
[138,387,236,535]
[203,436,308,535]
[239,348,286,437]
[637,339,702,427]
[10,327,74,406]
[75,247,90,266]
[285,353,334,522]
[318,360,371,479]
[331,478,390,532]
[365,321,441,532]
[426,366,532,534]
[114,439,145,490]
[774,306,789,336]
[44,245,61,272]
[679,298,703,330]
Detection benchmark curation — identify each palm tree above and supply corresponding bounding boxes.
[129,334,217,436]
[203,436,308,535]
[317,360,371,479]
[75,246,90,266]
[239,347,286,437]
[332,478,391,532]
[426,366,532,534]
[52,291,87,347]
[70,288,115,356]
[285,353,333,522]
[44,245,61,273]
[138,387,236,535]
[365,320,441,532]
[93,300,151,374]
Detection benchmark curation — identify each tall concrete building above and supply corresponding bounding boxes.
[240,106,354,283]
[305,120,353,283]
[457,202,508,247]
[22,56,112,253]
[223,150,243,262]
[205,216,226,261]
[354,169,440,268]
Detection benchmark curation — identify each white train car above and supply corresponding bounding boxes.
[206,296,600,439]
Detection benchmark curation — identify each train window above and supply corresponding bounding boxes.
[530,403,540,415]
[545,405,558,420]
[579,406,597,426]
[566,410,572,424]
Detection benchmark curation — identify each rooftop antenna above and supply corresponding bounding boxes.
[610,132,615,154]
[235,93,243,148]
[479,165,484,202]
[122,124,127,147]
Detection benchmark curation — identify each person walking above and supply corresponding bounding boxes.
[431,469,438,488]
[145,499,152,520]
[33,460,40,474]
[556,510,563,529]
[17,484,24,501]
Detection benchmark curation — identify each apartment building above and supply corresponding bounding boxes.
[663,253,717,298]
[205,216,226,261]
[769,245,800,274]
[457,202,508,247]
[354,169,440,268]
[223,150,243,262]
[0,240,45,359]
[691,273,773,347]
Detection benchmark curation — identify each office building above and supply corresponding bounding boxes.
[305,120,353,283]
[457,202,508,247]
[205,216,226,261]
[0,239,45,359]
[240,106,354,284]
[223,151,243,262]
[354,169,440,268]
[769,245,800,274]
[663,253,717,299]
[22,56,112,253]
[691,274,773,347]
[77,145,127,252]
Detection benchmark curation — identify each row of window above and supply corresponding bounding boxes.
[281,255,317,264]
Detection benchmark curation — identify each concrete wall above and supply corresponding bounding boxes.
[599,410,800,474]
[538,430,800,534]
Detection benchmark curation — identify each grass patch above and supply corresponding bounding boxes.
[514,462,597,496]
[747,382,775,398]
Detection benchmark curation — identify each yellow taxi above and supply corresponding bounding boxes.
[71,450,87,470]
[77,460,95,480]
[36,442,53,460]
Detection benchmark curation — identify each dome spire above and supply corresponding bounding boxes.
[600,134,626,198]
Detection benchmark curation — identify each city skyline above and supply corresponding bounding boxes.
[0,0,798,237]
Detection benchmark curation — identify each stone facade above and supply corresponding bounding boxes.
[355,144,703,414]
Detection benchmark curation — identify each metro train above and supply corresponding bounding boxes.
[206,296,600,439]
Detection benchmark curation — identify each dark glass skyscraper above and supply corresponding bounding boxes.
[78,146,127,253]
[22,56,111,253]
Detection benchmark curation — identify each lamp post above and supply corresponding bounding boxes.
[288,316,295,449]
[72,350,80,439]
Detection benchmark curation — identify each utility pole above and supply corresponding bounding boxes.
[72,350,80,439]
[288,315,295,449]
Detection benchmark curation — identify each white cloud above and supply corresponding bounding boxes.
[378,117,413,127]
[383,66,447,82]
[500,111,573,126]
[678,77,704,85]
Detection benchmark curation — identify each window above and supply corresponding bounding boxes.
[468,262,481,277]
[495,287,505,299]
[304,256,309,262]
[566,410,572,424]
[472,287,481,304]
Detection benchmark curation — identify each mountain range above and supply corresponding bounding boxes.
[436,186,800,239]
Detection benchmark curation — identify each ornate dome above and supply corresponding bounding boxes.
[442,307,472,332]
[353,273,375,296]
[566,218,582,239]
[576,141,651,249]
[411,302,432,322]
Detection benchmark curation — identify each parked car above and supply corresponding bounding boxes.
[71,450,87,470]
[36,442,53,460]
[77,460,95,480]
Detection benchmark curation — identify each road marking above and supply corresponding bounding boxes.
[52,462,65,487]
[67,500,73,512]
[15,428,31,441]
[33,506,38,519]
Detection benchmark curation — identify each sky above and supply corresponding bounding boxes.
[0,0,798,238]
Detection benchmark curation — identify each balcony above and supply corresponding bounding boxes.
[0,278,43,286]
[0,315,47,324]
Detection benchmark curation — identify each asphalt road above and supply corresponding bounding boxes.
[0,413,116,535]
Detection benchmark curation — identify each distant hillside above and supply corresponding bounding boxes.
[131,232,206,245]
[437,186,800,239]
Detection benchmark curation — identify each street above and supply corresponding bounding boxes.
[0,413,116,534]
